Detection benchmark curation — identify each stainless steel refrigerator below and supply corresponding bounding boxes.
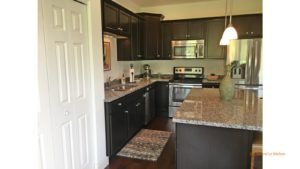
[227,38,263,98]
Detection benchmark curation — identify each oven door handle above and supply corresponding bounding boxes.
[171,84,203,88]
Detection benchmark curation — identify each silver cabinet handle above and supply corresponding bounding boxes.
[124,110,128,114]
[137,54,142,58]
[251,32,254,34]
[106,26,118,31]
[246,32,249,34]
[117,103,122,106]
[136,103,141,107]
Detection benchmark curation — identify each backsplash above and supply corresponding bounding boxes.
[104,36,225,82]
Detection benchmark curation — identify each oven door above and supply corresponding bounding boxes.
[169,83,202,107]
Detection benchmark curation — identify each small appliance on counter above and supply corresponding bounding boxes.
[143,64,151,80]
[129,64,135,83]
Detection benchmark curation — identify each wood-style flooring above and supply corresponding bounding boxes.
[105,117,175,169]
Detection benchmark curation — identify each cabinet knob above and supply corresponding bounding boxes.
[117,103,122,106]
[166,85,169,87]
[251,32,254,34]
[157,54,160,58]
[124,110,128,114]
[137,54,142,58]
[136,103,141,107]
[118,27,123,31]
[246,32,249,34]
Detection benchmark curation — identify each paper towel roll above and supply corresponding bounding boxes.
[129,68,135,82]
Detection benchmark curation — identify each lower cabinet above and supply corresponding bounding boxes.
[128,96,145,138]
[105,89,145,157]
[155,81,169,117]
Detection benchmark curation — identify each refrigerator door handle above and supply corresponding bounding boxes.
[251,40,262,85]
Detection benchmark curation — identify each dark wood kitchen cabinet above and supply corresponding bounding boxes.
[103,1,130,36]
[155,81,169,117]
[161,22,173,59]
[130,16,144,60]
[128,95,145,138]
[172,20,206,40]
[233,14,262,39]
[105,89,145,157]
[117,16,144,61]
[205,18,227,59]
[138,13,164,60]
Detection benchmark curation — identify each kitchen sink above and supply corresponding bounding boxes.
[111,84,138,91]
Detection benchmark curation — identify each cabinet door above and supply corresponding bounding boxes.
[155,82,169,117]
[103,2,119,31]
[128,97,145,138]
[110,100,128,155]
[138,19,144,59]
[188,20,206,39]
[161,22,173,59]
[131,16,139,60]
[117,39,131,60]
[233,15,262,39]
[119,10,131,35]
[149,87,156,121]
[206,19,227,59]
[247,15,262,38]
[143,15,162,59]
[233,16,250,39]
[172,21,188,40]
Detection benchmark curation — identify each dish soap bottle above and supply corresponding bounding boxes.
[121,73,126,85]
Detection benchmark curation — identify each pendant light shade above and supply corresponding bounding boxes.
[222,23,238,40]
[219,0,238,45]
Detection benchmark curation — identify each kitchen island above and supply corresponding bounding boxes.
[173,88,262,169]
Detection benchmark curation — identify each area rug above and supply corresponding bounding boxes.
[117,129,172,161]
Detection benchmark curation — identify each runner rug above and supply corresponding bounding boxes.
[117,129,172,161]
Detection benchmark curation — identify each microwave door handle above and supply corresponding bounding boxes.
[195,45,199,58]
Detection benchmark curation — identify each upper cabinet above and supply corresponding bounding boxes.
[205,18,227,59]
[161,22,173,59]
[233,14,262,39]
[103,1,131,36]
[138,13,164,60]
[172,20,206,40]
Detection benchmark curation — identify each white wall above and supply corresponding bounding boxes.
[87,0,109,168]
[113,0,140,12]
[141,59,225,75]
[141,0,262,20]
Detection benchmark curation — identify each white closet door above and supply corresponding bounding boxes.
[41,0,92,169]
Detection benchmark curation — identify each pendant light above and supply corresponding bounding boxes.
[220,0,238,45]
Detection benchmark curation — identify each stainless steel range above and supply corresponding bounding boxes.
[168,67,204,117]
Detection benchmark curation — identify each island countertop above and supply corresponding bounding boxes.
[173,88,262,131]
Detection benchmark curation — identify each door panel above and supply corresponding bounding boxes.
[61,121,75,169]
[55,41,71,104]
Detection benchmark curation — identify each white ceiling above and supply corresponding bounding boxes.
[129,0,218,7]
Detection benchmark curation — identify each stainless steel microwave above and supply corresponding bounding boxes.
[171,40,204,59]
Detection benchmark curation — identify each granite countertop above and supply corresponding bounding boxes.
[173,88,262,131]
[105,78,169,102]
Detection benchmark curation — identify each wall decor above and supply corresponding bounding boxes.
[103,42,111,71]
